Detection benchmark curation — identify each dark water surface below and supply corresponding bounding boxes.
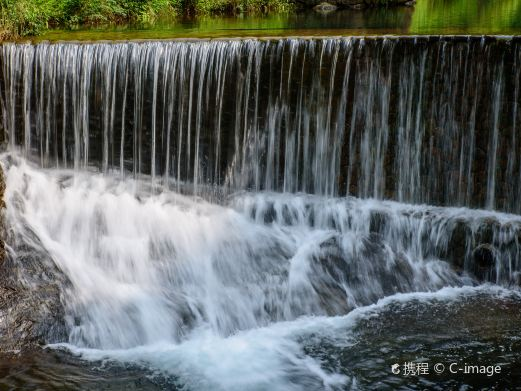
[29,0,521,42]
[0,349,174,390]
[2,289,521,390]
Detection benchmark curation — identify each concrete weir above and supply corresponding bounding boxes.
[1,36,520,211]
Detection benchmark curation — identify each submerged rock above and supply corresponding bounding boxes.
[0,164,68,352]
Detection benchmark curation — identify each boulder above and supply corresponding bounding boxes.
[0,165,68,352]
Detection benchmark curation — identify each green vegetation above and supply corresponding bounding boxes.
[192,0,292,15]
[0,0,182,37]
[0,0,292,38]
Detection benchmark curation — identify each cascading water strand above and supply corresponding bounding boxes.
[1,37,520,211]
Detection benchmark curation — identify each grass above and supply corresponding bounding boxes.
[0,0,293,38]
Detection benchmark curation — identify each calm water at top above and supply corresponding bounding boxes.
[31,0,521,42]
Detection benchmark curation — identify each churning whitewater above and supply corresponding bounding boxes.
[3,152,521,389]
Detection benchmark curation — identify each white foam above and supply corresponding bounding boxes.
[50,285,518,390]
[3,153,521,390]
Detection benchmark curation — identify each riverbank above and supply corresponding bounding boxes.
[0,0,295,38]
[0,0,417,38]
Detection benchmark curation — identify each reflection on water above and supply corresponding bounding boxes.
[412,0,521,34]
[31,0,521,42]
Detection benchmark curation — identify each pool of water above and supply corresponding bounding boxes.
[2,287,520,389]
[28,0,521,42]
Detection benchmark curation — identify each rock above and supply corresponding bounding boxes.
[369,210,389,233]
[471,244,496,281]
[473,245,495,269]
[446,219,470,271]
[0,164,69,352]
[296,0,413,9]
[314,2,338,13]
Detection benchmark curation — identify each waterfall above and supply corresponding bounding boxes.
[1,37,520,211]
[1,36,521,390]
